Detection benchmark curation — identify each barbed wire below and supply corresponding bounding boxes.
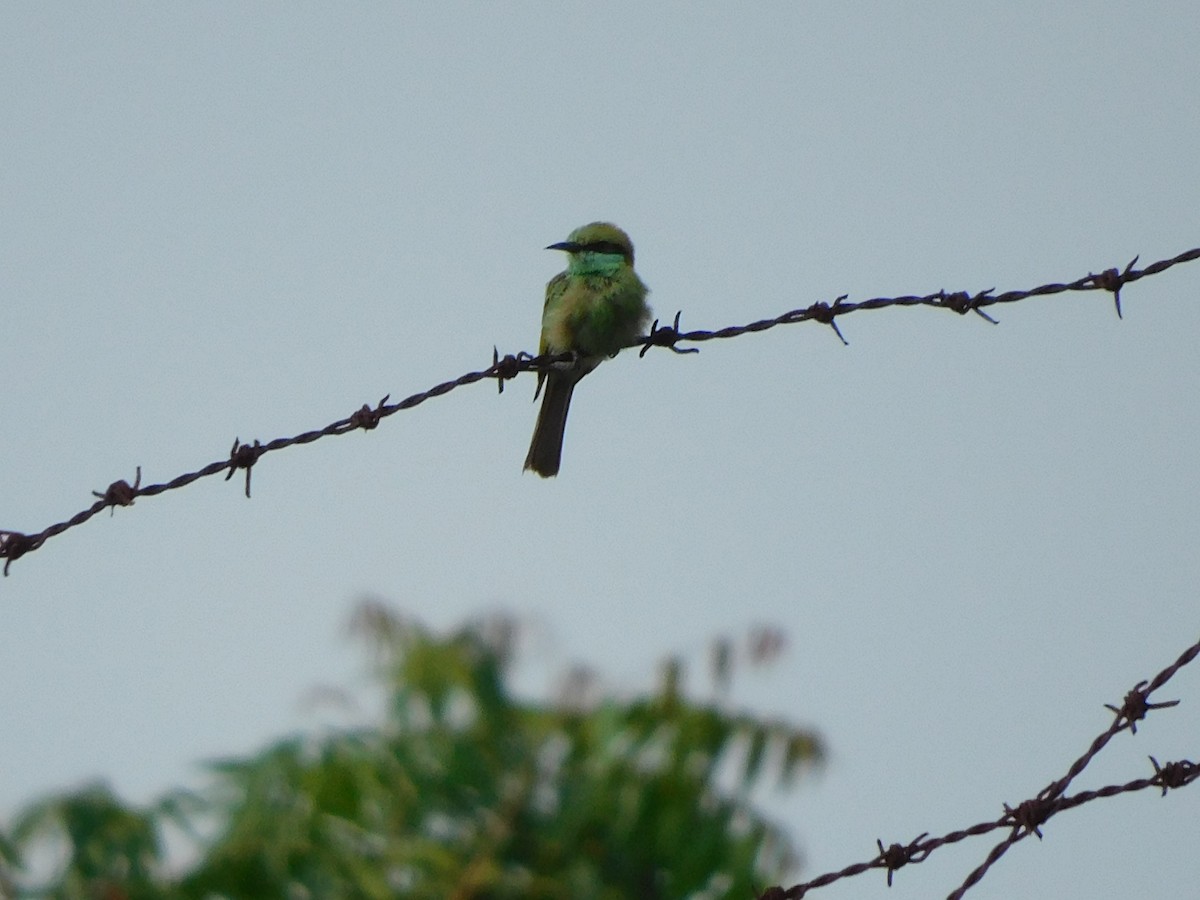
[756,633,1199,899]
[1,246,1198,575]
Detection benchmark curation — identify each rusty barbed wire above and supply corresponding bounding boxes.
[756,633,1200,899]
[2,246,1198,575]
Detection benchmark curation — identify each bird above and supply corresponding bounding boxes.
[524,222,651,477]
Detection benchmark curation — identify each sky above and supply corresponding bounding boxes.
[2,3,1198,898]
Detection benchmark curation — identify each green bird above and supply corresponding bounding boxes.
[524,222,652,477]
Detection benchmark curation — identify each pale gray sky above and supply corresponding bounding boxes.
[2,4,1198,898]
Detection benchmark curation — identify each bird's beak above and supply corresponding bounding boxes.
[546,241,581,252]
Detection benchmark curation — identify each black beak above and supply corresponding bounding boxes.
[546,241,581,252]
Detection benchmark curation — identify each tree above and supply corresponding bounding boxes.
[5,602,823,899]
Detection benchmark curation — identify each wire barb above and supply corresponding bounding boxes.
[91,466,142,516]
[1104,679,1180,735]
[1090,255,1140,319]
[0,531,34,576]
[805,298,849,345]
[350,395,390,430]
[875,833,930,886]
[1003,796,1053,840]
[641,311,700,356]
[225,438,263,498]
[1149,756,1198,796]
[491,346,525,394]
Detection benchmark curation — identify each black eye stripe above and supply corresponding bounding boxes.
[581,241,628,257]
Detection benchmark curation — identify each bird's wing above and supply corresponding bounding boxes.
[535,271,570,399]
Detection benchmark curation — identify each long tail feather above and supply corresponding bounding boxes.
[523,373,577,477]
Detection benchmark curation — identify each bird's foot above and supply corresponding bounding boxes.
[551,350,585,372]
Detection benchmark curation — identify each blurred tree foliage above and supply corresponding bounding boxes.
[2,602,822,899]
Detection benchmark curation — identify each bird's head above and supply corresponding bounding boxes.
[547,222,635,275]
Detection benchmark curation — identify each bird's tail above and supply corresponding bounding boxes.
[523,373,577,477]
